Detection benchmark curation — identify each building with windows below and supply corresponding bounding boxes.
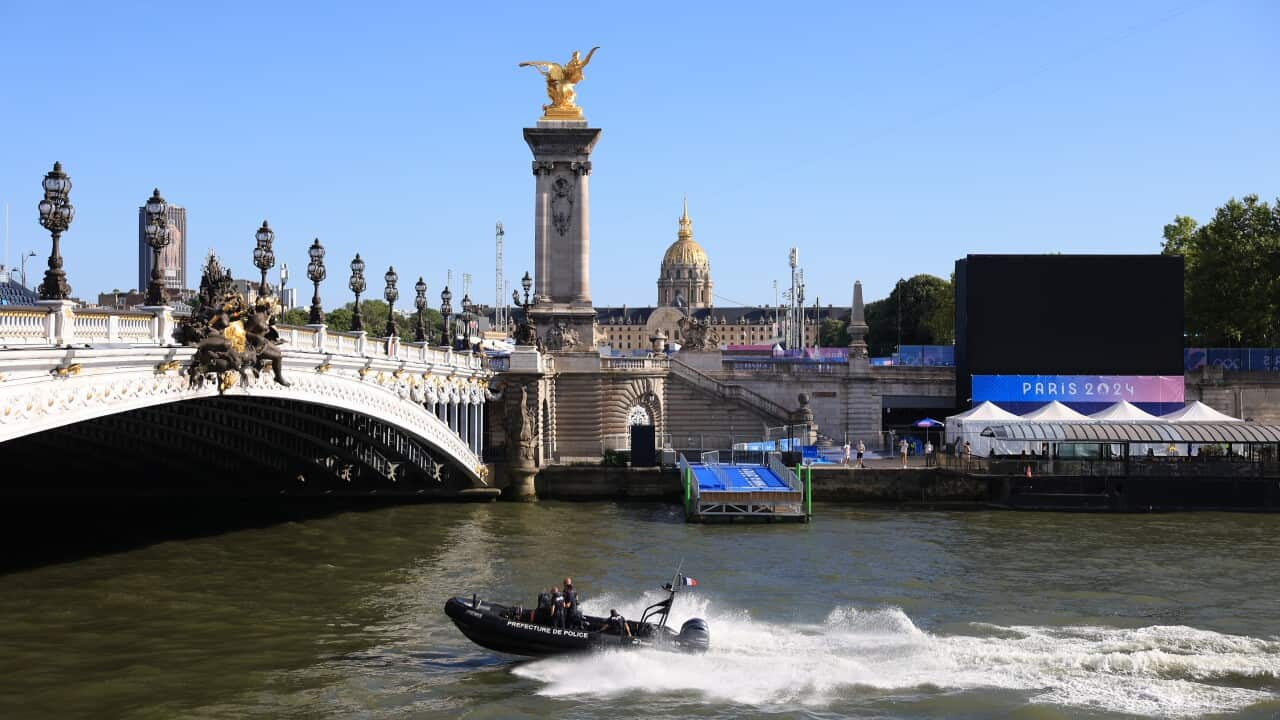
[137,204,188,292]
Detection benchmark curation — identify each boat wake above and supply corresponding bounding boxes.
[511,593,1280,717]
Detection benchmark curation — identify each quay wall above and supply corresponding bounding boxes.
[530,465,987,504]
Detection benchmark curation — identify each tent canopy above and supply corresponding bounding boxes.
[1020,401,1089,422]
[1161,400,1241,423]
[946,401,1023,456]
[1089,400,1162,422]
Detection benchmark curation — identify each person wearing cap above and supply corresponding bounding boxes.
[606,609,631,641]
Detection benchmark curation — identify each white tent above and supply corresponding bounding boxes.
[1161,400,1241,423]
[1089,400,1163,422]
[945,401,1023,456]
[1020,401,1090,422]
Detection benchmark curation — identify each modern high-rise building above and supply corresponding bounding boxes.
[137,204,187,291]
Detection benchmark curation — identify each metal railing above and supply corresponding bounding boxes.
[769,452,802,492]
[938,452,1280,479]
[700,449,730,487]
[600,432,673,453]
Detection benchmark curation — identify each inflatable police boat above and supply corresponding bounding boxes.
[445,576,709,657]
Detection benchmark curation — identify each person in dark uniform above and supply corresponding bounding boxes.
[562,577,581,629]
[551,587,566,629]
[535,588,552,624]
[606,609,632,642]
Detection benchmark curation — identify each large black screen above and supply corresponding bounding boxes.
[955,254,1184,406]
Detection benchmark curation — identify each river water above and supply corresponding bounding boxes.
[1,502,1278,719]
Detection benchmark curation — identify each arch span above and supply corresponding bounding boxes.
[0,347,491,489]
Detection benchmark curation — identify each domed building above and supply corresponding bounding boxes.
[657,199,712,309]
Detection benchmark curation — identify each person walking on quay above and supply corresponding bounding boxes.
[924,440,934,467]
[856,440,866,469]
[963,440,973,469]
[842,441,851,466]
[899,438,909,468]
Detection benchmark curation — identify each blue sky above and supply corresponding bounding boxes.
[0,1,1275,308]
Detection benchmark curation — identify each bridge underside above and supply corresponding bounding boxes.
[1,397,481,498]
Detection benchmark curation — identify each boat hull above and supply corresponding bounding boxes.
[444,596,707,657]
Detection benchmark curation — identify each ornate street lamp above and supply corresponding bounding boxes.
[307,239,326,324]
[414,277,428,342]
[383,266,399,338]
[439,285,452,347]
[37,161,75,300]
[253,220,275,299]
[460,292,474,352]
[348,253,366,332]
[142,188,172,306]
[512,270,537,346]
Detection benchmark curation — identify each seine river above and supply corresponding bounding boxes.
[1,502,1278,719]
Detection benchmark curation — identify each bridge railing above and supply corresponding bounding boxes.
[601,356,670,371]
[0,306,486,370]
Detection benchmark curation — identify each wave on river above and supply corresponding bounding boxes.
[512,591,1280,717]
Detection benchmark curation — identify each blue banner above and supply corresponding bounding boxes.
[972,374,1184,404]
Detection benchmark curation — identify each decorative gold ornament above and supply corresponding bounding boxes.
[518,47,599,120]
[51,363,81,377]
[315,362,332,374]
[155,360,181,373]
[358,366,372,379]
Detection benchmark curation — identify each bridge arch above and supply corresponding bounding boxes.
[0,347,491,494]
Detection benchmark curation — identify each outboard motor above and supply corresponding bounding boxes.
[676,618,710,652]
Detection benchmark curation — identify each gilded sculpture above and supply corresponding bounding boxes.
[518,47,599,120]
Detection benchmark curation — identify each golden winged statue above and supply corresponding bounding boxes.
[518,47,600,120]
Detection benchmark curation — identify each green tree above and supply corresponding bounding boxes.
[864,274,955,357]
[278,301,444,343]
[818,317,850,347]
[1162,195,1280,345]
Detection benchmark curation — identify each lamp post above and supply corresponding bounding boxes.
[142,189,172,306]
[307,239,326,324]
[253,221,275,300]
[348,253,366,332]
[37,161,75,300]
[414,277,428,341]
[512,270,536,346]
[20,250,37,290]
[383,266,399,338]
[439,285,452,347]
[460,292,474,352]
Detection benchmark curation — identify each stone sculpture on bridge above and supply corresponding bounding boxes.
[177,255,290,391]
[677,315,720,352]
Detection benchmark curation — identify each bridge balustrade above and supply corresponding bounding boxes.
[0,306,485,372]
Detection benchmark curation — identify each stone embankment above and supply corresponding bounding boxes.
[530,465,987,505]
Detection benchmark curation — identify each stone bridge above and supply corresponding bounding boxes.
[0,305,499,498]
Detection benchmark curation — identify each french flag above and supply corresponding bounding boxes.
[680,574,698,587]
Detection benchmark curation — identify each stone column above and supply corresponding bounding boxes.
[524,125,601,349]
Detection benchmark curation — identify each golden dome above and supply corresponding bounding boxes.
[661,197,709,268]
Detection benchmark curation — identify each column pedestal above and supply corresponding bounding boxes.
[504,465,539,502]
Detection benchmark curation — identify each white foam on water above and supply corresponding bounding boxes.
[511,592,1280,717]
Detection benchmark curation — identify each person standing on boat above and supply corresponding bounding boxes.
[562,577,581,629]
[536,588,553,624]
[551,587,566,629]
